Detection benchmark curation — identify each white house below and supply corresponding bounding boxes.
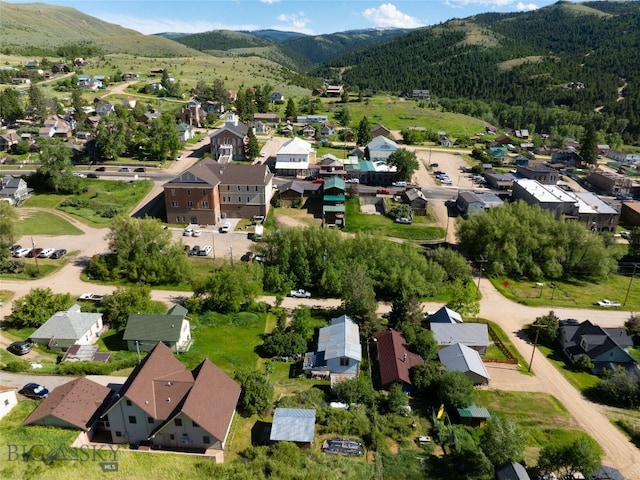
[0,387,18,421]
[123,304,193,353]
[366,135,399,163]
[29,304,103,350]
[275,137,315,177]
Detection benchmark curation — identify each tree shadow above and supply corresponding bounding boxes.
[251,420,272,446]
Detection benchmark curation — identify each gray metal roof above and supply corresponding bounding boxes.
[428,306,463,324]
[317,315,362,362]
[270,408,316,443]
[438,343,490,381]
[30,304,102,342]
[431,323,490,347]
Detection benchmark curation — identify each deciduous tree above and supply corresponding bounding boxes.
[6,287,72,328]
[0,201,19,264]
[234,369,273,416]
[481,414,526,466]
[100,284,153,330]
[387,148,419,182]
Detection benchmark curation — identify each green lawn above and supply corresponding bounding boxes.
[21,180,153,227]
[537,345,601,391]
[344,198,444,241]
[490,274,640,311]
[16,211,83,236]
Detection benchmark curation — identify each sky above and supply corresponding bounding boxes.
[7,0,567,35]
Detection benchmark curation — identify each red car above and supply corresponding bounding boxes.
[312,178,325,184]
[376,188,391,195]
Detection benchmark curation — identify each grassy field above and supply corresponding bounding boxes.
[490,274,640,312]
[21,180,153,227]
[16,211,83,236]
[344,198,444,242]
[537,345,601,391]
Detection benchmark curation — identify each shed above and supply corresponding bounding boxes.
[270,408,316,447]
[456,403,491,427]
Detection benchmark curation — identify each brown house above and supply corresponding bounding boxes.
[163,158,274,224]
[400,188,428,216]
[209,113,249,162]
[375,330,424,391]
[278,180,322,206]
[371,124,394,140]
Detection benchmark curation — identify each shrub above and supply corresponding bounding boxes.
[4,360,30,372]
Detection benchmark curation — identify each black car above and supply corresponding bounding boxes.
[7,341,31,356]
[50,249,67,259]
[87,173,99,178]
[190,245,201,256]
[19,383,49,400]
[10,244,21,253]
[134,167,145,173]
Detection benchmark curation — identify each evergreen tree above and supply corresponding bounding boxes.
[71,88,87,127]
[246,128,260,160]
[580,122,598,165]
[285,97,297,120]
[28,84,48,122]
[357,116,372,146]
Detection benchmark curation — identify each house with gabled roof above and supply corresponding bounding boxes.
[124,304,193,353]
[375,330,424,391]
[427,306,462,325]
[318,154,345,177]
[23,378,113,433]
[366,135,398,162]
[558,319,637,374]
[29,304,103,351]
[371,124,393,140]
[102,342,240,456]
[495,462,531,480]
[438,343,490,385]
[208,112,249,162]
[430,323,490,355]
[0,175,31,205]
[270,408,316,448]
[304,315,361,387]
[278,180,322,206]
[400,188,428,216]
[275,137,315,177]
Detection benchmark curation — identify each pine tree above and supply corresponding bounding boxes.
[357,116,372,146]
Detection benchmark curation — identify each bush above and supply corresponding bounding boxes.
[55,357,138,376]
[4,360,30,372]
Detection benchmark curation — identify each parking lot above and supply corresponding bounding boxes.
[171,218,256,262]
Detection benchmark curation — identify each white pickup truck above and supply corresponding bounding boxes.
[290,289,311,298]
[79,293,105,302]
[596,299,621,308]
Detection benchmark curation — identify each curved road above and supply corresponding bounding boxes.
[1,168,639,477]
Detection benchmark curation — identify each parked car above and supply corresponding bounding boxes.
[183,227,194,236]
[50,249,67,259]
[241,252,254,262]
[13,247,31,258]
[312,178,325,184]
[345,178,360,184]
[19,383,49,400]
[252,215,265,224]
[440,178,453,185]
[95,166,106,171]
[38,248,55,258]
[190,245,201,256]
[376,188,391,195]
[72,172,85,178]
[26,248,43,258]
[79,293,104,302]
[219,222,231,233]
[395,217,412,224]
[10,244,21,253]
[596,299,621,308]
[192,229,202,237]
[7,341,31,356]
[290,289,311,298]
[620,231,631,240]
[197,245,212,256]
[392,181,406,188]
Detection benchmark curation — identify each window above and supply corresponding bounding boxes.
[187,201,193,208]
[126,400,132,406]
[148,417,154,424]
[246,186,249,191]
[202,190,206,196]
[203,435,210,444]
[171,201,178,208]
[340,357,349,366]
[247,197,250,202]
[171,189,176,196]
[176,216,181,222]
[187,189,191,196]
[169,434,175,440]
[202,201,209,208]
[237,185,241,191]
[192,420,199,428]
[4,399,9,407]
[174,418,183,427]
[115,431,122,438]
[128,416,137,424]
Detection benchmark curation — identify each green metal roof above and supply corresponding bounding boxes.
[323,205,346,213]
[324,176,345,190]
[123,314,186,342]
[456,403,491,419]
[323,195,345,202]
[359,161,376,172]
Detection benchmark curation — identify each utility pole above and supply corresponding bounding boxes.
[528,324,547,373]
[624,263,639,307]
[476,255,488,291]
[31,237,40,275]
[229,246,233,266]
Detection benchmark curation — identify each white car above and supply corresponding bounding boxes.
[13,247,31,258]
[183,228,194,236]
[392,181,406,188]
[192,229,202,237]
[72,172,85,178]
[37,248,55,258]
[596,299,621,308]
[219,222,231,233]
[79,293,104,302]
[290,289,311,298]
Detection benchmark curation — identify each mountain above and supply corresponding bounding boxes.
[173,27,412,71]
[0,1,199,56]
[314,1,640,142]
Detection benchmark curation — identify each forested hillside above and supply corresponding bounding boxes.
[315,1,640,144]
